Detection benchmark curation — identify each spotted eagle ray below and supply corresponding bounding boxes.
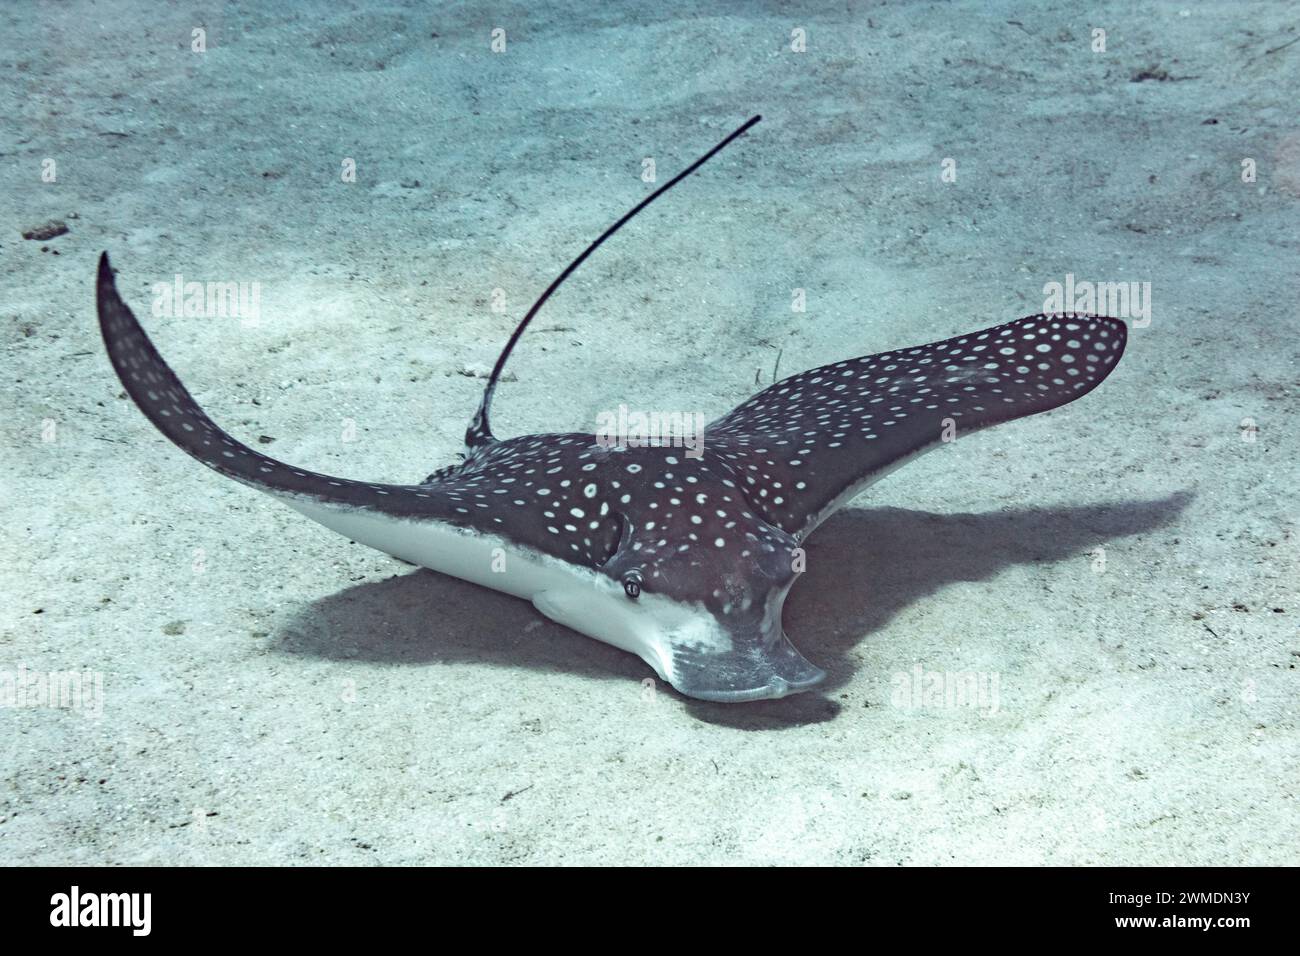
[96,115,1126,702]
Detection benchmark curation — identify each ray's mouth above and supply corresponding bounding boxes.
[660,627,827,703]
[673,660,827,703]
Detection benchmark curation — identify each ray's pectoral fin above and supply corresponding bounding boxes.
[96,252,454,518]
[707,312,1128,539]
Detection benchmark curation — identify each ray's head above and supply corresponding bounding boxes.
[534,456,825,702]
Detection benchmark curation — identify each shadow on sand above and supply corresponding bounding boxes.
[277,492,1190,729]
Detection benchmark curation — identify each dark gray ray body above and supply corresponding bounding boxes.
[98,253,1125,701]
[94,116,1129,703]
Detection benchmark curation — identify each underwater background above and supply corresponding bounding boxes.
[2,1,1297,863]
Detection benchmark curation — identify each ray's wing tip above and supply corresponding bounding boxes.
[95,251,136,353]
[1082,311,1127,356]
[1033,310,1129,361]
[1040,309,1128,332]
[96,251,126,324]
[97,251,115,288]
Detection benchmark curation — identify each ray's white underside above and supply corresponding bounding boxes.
[281,493,736,688]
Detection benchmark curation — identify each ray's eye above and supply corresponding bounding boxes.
[622,571,642,600]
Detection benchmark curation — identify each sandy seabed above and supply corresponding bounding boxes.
[2,1,1297,864]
